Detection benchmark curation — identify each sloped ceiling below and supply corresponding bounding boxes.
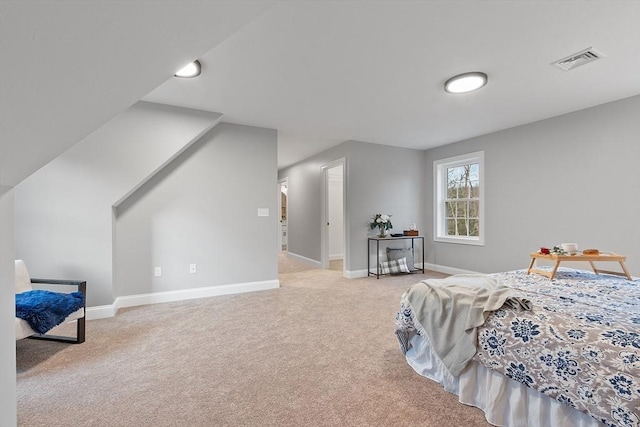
[144,1,640,169]
[2,1,639,183]
[0,0,275,187]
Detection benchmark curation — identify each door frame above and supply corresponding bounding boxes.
[278,177,288,251]
[321,158,346,273]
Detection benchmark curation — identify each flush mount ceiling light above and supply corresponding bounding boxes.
[444,72,488,94]
[174,60,201,78]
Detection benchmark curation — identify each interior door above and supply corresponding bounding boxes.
[321,159,345,272]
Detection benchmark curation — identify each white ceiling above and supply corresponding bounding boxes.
[0,0,275,186]
[2,1,639,186]
[143,1,640,169]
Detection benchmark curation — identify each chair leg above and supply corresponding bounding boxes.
[28,316,85,344]
[76,315,86,343]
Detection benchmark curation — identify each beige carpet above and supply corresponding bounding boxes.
[16,254,491,426]
[328,259,343,271]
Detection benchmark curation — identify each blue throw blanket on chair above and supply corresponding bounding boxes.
[16,290,85,334]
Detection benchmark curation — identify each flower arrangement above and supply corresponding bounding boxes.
[539,246,566,255]
[370,214,393,237]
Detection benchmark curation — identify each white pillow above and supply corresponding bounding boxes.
[15,260,33,294]
[379,257,410,275]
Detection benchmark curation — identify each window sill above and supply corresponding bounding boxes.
[434,236,485,246]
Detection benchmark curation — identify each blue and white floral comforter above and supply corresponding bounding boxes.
[397,268,640,427]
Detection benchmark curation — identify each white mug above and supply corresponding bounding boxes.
[561,243,578,255]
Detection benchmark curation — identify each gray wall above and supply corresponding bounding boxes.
[114,123,278,296]
[347,141,426,273]
[14,102,220,306]
[6,113,277,426]
[280,144,349,264]
[279,140,425,274]
[425,95,640,276]
[0,186,16,427]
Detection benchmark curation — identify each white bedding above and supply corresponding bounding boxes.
[406,333,603,427]
[396,268,640,426]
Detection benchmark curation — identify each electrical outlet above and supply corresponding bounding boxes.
[154,267,162,277]
[257,208,269,217]
[189,264,197,274]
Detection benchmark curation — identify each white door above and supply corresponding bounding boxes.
[321,159,345,273]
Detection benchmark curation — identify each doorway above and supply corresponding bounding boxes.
[321,159,345,273]
[278,178,288,251]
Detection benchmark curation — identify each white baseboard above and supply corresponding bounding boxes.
[345,269,368,278]
[85,279,279,320]
[424,263,479,275]
[287,252,322,268]
[84,262,473,322]
[86,305,117,320]
[329,254,344,261]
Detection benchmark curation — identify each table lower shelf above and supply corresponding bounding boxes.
[367,268,424,278]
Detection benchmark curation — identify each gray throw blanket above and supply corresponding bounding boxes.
[402,274,531,376]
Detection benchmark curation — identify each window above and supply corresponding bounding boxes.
[434,151,484,245]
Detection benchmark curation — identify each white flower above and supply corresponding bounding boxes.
[370,213,393,232]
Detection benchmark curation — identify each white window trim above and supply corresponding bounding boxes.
[433,151,485,246]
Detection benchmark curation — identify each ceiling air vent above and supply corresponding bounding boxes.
[551,47,606,71]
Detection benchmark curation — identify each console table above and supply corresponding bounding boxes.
[368,236,425,279]
[527,251,632,280]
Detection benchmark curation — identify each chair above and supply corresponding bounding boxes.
[15,260,86,344]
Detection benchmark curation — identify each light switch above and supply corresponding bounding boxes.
[258,208,269,217]
[154,267,162,277]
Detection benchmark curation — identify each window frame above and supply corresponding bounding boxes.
[433,151,485,246]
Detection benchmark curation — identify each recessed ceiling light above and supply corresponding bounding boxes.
[174,60,201,78]
[444,72,488,94]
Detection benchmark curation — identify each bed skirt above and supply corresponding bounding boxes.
[405,334,604,427]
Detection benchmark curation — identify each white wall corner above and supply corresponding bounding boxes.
[0,186,17,427]
[112,108,223,208]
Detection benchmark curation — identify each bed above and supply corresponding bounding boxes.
[395,268,639,427]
